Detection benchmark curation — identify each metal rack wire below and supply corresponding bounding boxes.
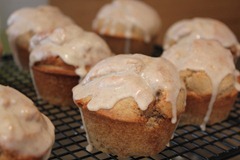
[0,55,239,160]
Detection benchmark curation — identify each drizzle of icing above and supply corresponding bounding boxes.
[79,108,93,152]
[162,39,238,130]
[73,54,184,124]
[164,17,240,57]
[30,24,112,77]
[92,0,161,43]
[0,85,54,158]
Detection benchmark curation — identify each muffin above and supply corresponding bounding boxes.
[162,39,239,130]
[163,17,240,60]
[7,5,74,70]
[73,54,186,157]
[30,24,112,106]
[92,0,161,55]
[0,85,55,160]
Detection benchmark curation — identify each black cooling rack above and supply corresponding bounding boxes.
[0,55,239,160]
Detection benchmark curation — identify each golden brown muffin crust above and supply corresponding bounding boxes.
[75,87,186,156]
[32,56,82,106]
[34,56,91,76]
[99,34,155,55]
[78,98,179,157]
[76,87,186,123]
[94,20,157,55]
[94,19,150,41]
[179,69,238,125]
[180,70,235,97]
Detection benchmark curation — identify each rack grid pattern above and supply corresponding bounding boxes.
[0,55,239,160]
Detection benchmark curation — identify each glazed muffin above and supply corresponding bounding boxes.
[7,5,74,70]
[30,24,112,106]
[0,85,55,160]
[73,54,186,157]
[162,39,239,130]
[92,0,161,55]
[163,17,240,60]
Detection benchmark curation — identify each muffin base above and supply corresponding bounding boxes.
[100,35,154,55]
[77,98,178,157]
[32,65,79,106]
[179,89,238,125]
[14,42,30,71]
[9,32,33,71]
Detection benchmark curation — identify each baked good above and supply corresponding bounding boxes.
[7,5,74,70]
[0,85,55,160]
[30,24,112,106]
[163,17,240,60]
[73,54,186,157]
[162,39,239,130]
[92,0,161,55]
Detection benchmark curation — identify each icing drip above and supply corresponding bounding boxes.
[163,39,238,130]
[79,108,93,152]
[124,38,131,53]
[0,85,54,158]
[30,24,112,77]
[164,17,240,57]
[200,82,218,131]
[73,54,183,124]
[93,0,161,43]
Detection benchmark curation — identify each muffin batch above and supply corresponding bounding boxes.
[0,0,240,159]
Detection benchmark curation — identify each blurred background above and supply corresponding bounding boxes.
[1,0,240,51]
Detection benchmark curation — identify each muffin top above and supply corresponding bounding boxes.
[7,5,74,39]
[73,54,185,124]
[30,24,112,77]
[164,18,240,56]
[162,39,237,88]
[0,85,54,158]
[92,0,161,42]
[162,39,239,129]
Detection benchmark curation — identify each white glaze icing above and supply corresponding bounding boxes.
[73,54,184,124]
[30,24,112,77]
[162,39,238,130]
[164,17,240,57]
[0,85,55,158]
[92,0,161,43]
[7,5,73,40]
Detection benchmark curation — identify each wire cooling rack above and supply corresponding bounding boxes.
[0,55,240,160]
